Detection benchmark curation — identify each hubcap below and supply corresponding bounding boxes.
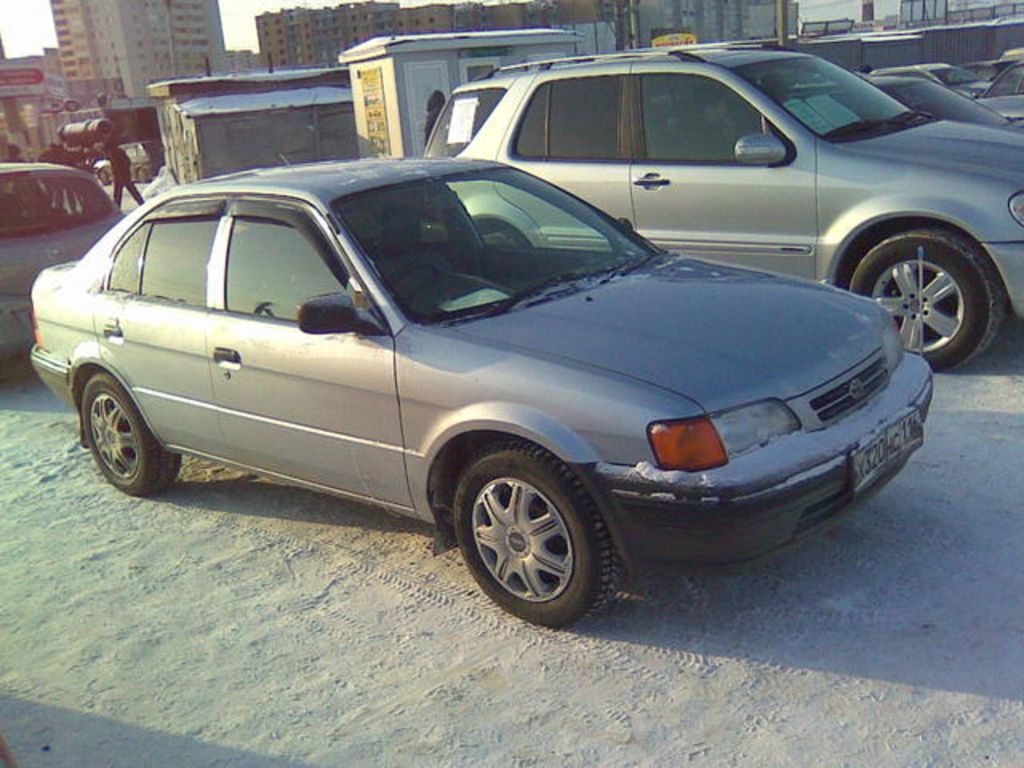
[871,257,964,354]
[89,394,139,479]
[471,478,574,603]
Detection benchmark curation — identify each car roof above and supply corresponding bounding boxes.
[0,162,95,178]
[174,157,505,204]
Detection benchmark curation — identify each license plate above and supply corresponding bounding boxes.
[852,410,924,492]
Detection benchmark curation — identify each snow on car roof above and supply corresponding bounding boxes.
[175,87,353,118]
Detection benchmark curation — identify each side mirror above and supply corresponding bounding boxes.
[734,133,788,166]
[297,293,387,336]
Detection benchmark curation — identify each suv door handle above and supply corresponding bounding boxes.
[632,173,671,189]
[213,347,242,368]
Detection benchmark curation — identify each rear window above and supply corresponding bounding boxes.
[513,76,624,161]
[0,171,113,238]
[425,88,506,158]
[140,218,219,306]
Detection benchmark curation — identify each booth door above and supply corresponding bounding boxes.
[404,61,451,156]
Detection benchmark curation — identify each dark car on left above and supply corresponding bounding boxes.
[1,163,121,358]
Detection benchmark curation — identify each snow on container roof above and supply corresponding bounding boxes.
[153,67,348,89]
[339,28,581,64]
[176,87,352,118]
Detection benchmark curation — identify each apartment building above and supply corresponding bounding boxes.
[256,1,594,69]
[50,0,226,101]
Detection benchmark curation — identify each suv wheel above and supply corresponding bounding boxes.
[453,441,621,627]
[81,373,181,496]
[851,228,1005,370]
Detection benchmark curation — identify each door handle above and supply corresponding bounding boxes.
[213,347,242,368]
[632,173,671,189]
[102,320,123,342]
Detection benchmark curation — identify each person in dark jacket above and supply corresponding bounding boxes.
[5,144,24,162]
[103,138,143,208]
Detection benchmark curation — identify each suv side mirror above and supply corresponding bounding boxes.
[298,293,387,336]
[734,134,788,166]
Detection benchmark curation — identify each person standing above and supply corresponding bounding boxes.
[103,139,143,208]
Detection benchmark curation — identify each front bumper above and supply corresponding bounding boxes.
[983,240,1024,318]
[590,354,933,566]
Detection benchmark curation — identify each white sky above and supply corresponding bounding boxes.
[0,0,901,59]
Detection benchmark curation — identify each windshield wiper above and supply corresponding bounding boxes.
[824,110,933,141]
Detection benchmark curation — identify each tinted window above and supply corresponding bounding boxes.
[425,88,507,158]
[108,224,149,293]
[548,77,622,160]
[514,83,549,158]
[0,171,113,238]
[875,79,1008,126]
[140,219,219,306]
[226,218,345,322]
[641,75,764,163]
[987,66,1024,97]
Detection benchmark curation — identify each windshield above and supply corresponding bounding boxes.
[333,168,654,323]
[736,56,911,139]
[933,66,980,85]
[877,79,1009,126]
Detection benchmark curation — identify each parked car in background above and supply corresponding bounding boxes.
[977,61,1024,120]
[93,142,155,186]
[1,163,121,358]
[871,63,990,97]
[29,159,932,626]
[435,46,1024,369]
[869,74,1019,128]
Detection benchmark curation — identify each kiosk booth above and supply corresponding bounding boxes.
[339,29,581,158]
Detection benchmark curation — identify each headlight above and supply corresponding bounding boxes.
[1009,191,1024,227]
[711,400,800,458]
[881,315,905,370]
[648,400,800,470]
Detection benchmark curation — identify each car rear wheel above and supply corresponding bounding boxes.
[851,228,1005,370]
[81,373,181,496]
[453,441,621,626]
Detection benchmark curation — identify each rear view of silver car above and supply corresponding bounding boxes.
[1,163,121,358]
[31,159,931,626]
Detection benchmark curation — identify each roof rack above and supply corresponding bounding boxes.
[486,48,706,78]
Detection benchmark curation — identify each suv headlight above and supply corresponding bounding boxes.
[881,316,905,371]
[1009,191,1024,227]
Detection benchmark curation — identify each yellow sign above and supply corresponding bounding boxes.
[361,66,390,156]
[651,33,699,48]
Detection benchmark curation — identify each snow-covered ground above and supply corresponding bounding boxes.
[2,324,1023,767]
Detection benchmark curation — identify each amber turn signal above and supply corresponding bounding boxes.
[648,417,729,471]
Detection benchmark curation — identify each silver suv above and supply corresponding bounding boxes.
[431,47,1024,369]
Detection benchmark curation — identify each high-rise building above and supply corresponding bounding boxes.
[50,0,227,101]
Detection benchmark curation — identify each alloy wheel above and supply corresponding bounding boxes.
[89,393,140,479]
[871,258,964,353]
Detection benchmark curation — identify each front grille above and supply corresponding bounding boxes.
[809,357,888,424]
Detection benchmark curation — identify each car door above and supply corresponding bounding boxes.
[494,73,635,226]
[93,199,224,453]
[206,198,410,509]
[628,67,818,279]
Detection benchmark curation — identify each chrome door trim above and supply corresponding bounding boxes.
[206,214,233,311]
[133,386,421,457]
[165,444,418,516]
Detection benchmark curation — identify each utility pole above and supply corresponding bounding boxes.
[776,0,789,47]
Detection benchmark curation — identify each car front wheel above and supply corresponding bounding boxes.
[453,442,621,627]
[851,228,1005,370]
[81,373,181,496]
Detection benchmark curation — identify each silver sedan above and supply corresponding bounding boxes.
[31,159,932,626]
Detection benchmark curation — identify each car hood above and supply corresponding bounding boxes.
[451,257,884,412]
[840,119,1024,180]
